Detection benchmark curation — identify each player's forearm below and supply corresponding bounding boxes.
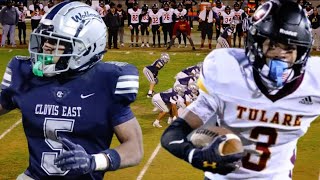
[114,119,143,168]
[114,136,143,168]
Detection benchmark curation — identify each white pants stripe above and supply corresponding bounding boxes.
[143,67,156,84]
[152,93,169,112]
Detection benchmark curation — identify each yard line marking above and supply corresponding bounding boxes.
[0,119,22,140]
[125,51,130,54]
[137,143,162,180]
[8,49,13,52]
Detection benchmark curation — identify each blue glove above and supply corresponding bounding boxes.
[189,135,244,175]
[54,137,96,175]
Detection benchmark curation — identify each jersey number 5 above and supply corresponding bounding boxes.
[41,118,75,175]
[242,127,278,171]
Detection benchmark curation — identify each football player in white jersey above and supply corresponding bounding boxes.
[161,1,317,179]
[128,2,141,47]
[149,4,162,48]
[160,2,175,47]
[139,4,151,48]
[212,0,225,40]
[220,6,235,32]
[232,2,244,48]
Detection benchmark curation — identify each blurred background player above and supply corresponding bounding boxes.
[160,2,175,47]
[167,16,196,50]
[139,4,151,47]
[216,23,235,49]
[128,2,141,47]
[174,3,187,48]
[183,0,197,29]
[309,7,320,51]
[232,2,244,48]
[212,0,225,40]
[17,2,27,45]
[143,53,170,98]
[149,3,162,48]
[151,84,186,127]
[220,5,234,34]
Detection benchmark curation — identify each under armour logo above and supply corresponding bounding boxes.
[203,161,216,169]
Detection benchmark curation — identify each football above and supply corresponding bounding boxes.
[189,126,244,156]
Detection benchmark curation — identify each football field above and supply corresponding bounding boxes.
[0,47,319,180]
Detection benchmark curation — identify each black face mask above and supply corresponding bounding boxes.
[133,7,137,11]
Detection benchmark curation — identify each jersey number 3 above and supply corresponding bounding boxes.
[242,127,278,171]
[41,118,75,175]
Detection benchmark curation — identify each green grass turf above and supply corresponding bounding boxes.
[0,48,319,180]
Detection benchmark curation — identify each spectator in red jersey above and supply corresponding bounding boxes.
[166,16,196,50]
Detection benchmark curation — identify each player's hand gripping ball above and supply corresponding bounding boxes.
[190,126,244,156]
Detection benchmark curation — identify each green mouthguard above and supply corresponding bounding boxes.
[32,55,54,77]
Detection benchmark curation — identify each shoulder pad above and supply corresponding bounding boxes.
[106,61,129,67]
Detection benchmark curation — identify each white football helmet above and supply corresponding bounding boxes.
[29,1,107,77]
[173,84,186,96]
[188,82,199,94]
[160,53,170,63]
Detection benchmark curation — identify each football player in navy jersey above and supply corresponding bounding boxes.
[151,84,186,127]
[0,2,143,179]
[175,62,201,80]
[143,53,170,98]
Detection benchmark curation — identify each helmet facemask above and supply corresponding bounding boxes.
[29,25,88,77]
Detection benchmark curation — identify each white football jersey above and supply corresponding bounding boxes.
[212,5,225,17]
[141,13,150,23]
[221,11,235,25]
[160,8,175,23]
[149,11,162,25]
[232,9,244,24]
[128,8,142,24]
[174,9,187,21]
[187,48,320,179]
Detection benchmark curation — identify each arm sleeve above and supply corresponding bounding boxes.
[128,10,132,25]
[109,63,139,127]
[0,59,20,110]
[161,118,195,161]
[113,63,139,106]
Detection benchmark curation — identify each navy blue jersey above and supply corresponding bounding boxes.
[145,59,166,77]
[0,57,139,179]
[176,76,197,86]
[159,89,179,104]
[182,65,200,76]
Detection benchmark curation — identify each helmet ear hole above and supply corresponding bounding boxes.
[83,46,91,56]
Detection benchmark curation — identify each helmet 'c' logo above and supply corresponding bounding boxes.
[71,11,101,22]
